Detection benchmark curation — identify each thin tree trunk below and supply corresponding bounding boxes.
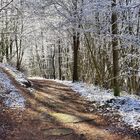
[73,30,79,82]
[58,39,62,80]
[52,45,56,80]
[112,0,120,96]
[72,0,80,82]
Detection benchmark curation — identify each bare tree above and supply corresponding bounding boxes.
[111,0,120,96]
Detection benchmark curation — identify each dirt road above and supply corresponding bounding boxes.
[0,79,139,140]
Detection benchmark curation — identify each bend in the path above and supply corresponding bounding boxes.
[28,79,137,140]
[0,74,139,140]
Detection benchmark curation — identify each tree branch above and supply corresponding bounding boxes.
[0,0,13,12]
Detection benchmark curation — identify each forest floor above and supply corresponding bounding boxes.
[0,73,140,140]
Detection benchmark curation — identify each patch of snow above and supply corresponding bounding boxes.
[54,79,140,130]
[0,67,25,109]
[54,80,114,104]
[4,91,25,108]
[0,70,15,91]
[0,63,30,87]
[108,97,140,129]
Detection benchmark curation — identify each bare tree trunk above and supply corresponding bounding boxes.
[52,45,56,80]
[112,0,120,96]
[73,30,79,82]
[0,33,4,62]
[58,39,62,80]
[72,0,81,82]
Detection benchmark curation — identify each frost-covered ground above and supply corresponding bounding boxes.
[54,80,140,130]
[28,77,140,130]
[0,63,30,87]
[0,69,25,108]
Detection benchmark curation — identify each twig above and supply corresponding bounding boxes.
[0,0,13,12]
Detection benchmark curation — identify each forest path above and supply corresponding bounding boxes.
[1,79,137,140]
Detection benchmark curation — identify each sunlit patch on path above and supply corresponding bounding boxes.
[50,112,93,123]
